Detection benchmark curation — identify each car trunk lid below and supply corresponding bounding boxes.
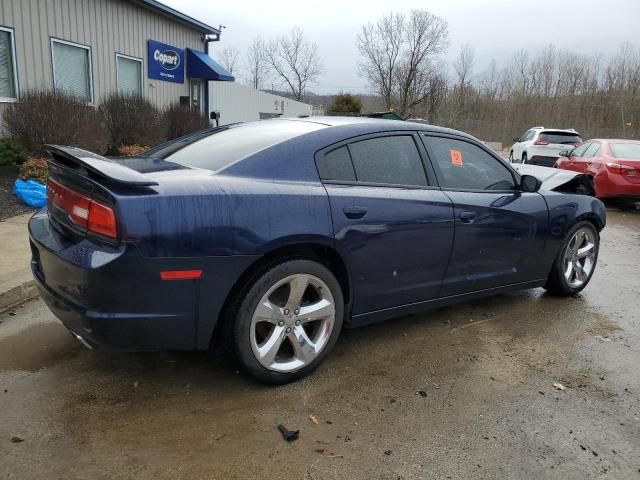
[45,145,164,243]
[605,158,640,183]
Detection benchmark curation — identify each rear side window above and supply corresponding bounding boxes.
[317,146,356,181]
[538,131,582,145]
[348,136,427,186]
[583,143,601,158]
[571,143,591,157]
[423,136,516,191]
[610,143,640,159]
[155,120,325,172]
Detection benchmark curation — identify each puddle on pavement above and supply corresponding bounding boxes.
[0,322,80,372]
[586,311,624,337]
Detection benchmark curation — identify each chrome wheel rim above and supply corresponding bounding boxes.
[563,228,597,288]
[250,274,335,373]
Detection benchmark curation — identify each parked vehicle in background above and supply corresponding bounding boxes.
[510,127,582,166]
[554,139,640,200]
[29,118,606,384]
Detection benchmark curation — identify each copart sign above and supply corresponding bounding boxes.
[147,40,184,83]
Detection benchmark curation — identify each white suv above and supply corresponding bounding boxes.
[510,127,583,167]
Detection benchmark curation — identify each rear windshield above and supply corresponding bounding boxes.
[539,131,582,144]
[149,120,325,172]
[610,143,640,159]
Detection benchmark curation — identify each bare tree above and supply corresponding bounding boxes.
[479,59,499,100]
[357,12,404,111]
[219,46,240,75]
[453,44,475,90]
[357,10,449,116]
[245,36,269,89]
[265,28,323,101]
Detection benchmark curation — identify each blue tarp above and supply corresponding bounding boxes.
[13,179,47,208]
[187,49,235,82]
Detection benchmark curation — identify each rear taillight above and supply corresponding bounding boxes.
[47,179,118,239]
[605,163,638,177]
[88,201,118,238]
[533,140,549,146]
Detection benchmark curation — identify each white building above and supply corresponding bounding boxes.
[209,82,312,125]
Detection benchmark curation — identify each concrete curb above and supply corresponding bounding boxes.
[0,280,39,313]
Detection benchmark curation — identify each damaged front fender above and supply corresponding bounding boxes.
[512,164,595,196]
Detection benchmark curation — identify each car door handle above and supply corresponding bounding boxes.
[343,206,368,219]
[459,211,476,224]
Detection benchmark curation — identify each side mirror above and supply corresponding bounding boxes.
[558,150,569,157]
[513,137,520,143]
[520,174,541,193]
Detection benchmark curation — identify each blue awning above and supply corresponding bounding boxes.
[187,49,234,82]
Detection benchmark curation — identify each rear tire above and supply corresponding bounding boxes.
[544,221,599,296]
[509,151,514,162]
[522,153,528,164]
[227,259,344,384]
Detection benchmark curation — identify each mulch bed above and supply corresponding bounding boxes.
[0,166,35,221]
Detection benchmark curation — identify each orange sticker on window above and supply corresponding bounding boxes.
[450,149,463,166]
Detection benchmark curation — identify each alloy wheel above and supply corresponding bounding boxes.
[563,227,597,288]
[250,274,336,372]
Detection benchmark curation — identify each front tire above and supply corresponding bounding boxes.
[522,153,528,164]
[229,259,344,384]
[544,221,599,296]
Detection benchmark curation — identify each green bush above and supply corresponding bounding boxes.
[2,89,108,155]
[329,93,363,115]
[99,94,164,154]
[164,103,210,140]
[0,138,26,166]
[19,156,49,184]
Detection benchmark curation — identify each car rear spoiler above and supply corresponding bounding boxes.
[45,145,159,187]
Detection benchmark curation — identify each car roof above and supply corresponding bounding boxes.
[588,138,640,144]
[534,128,580,134]
[276,116,476,139]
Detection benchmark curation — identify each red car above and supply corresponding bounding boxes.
[554,139,640,200]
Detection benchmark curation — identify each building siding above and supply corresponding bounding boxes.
[0,0,206,125]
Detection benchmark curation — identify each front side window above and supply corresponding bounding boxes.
[116,54,143,96]
[0,28,17,100]
[423,136,516,191]
[51,39,92,102]
[347,136,427,186]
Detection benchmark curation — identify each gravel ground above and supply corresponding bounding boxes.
[0,167,34,221]
[0,208,639,479]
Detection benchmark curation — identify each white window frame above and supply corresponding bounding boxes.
[0,26,19,103]
[50,37,94,104]
[115,52,144,96]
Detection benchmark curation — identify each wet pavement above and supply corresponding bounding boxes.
[1,209,639,479]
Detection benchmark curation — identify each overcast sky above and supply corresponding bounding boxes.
[165,0,640,95]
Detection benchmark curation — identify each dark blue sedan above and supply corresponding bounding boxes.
[29,117,606,383]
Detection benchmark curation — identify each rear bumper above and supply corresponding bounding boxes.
[34,271,192,350]
[595,173,640,200]
[29,209,257,351]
